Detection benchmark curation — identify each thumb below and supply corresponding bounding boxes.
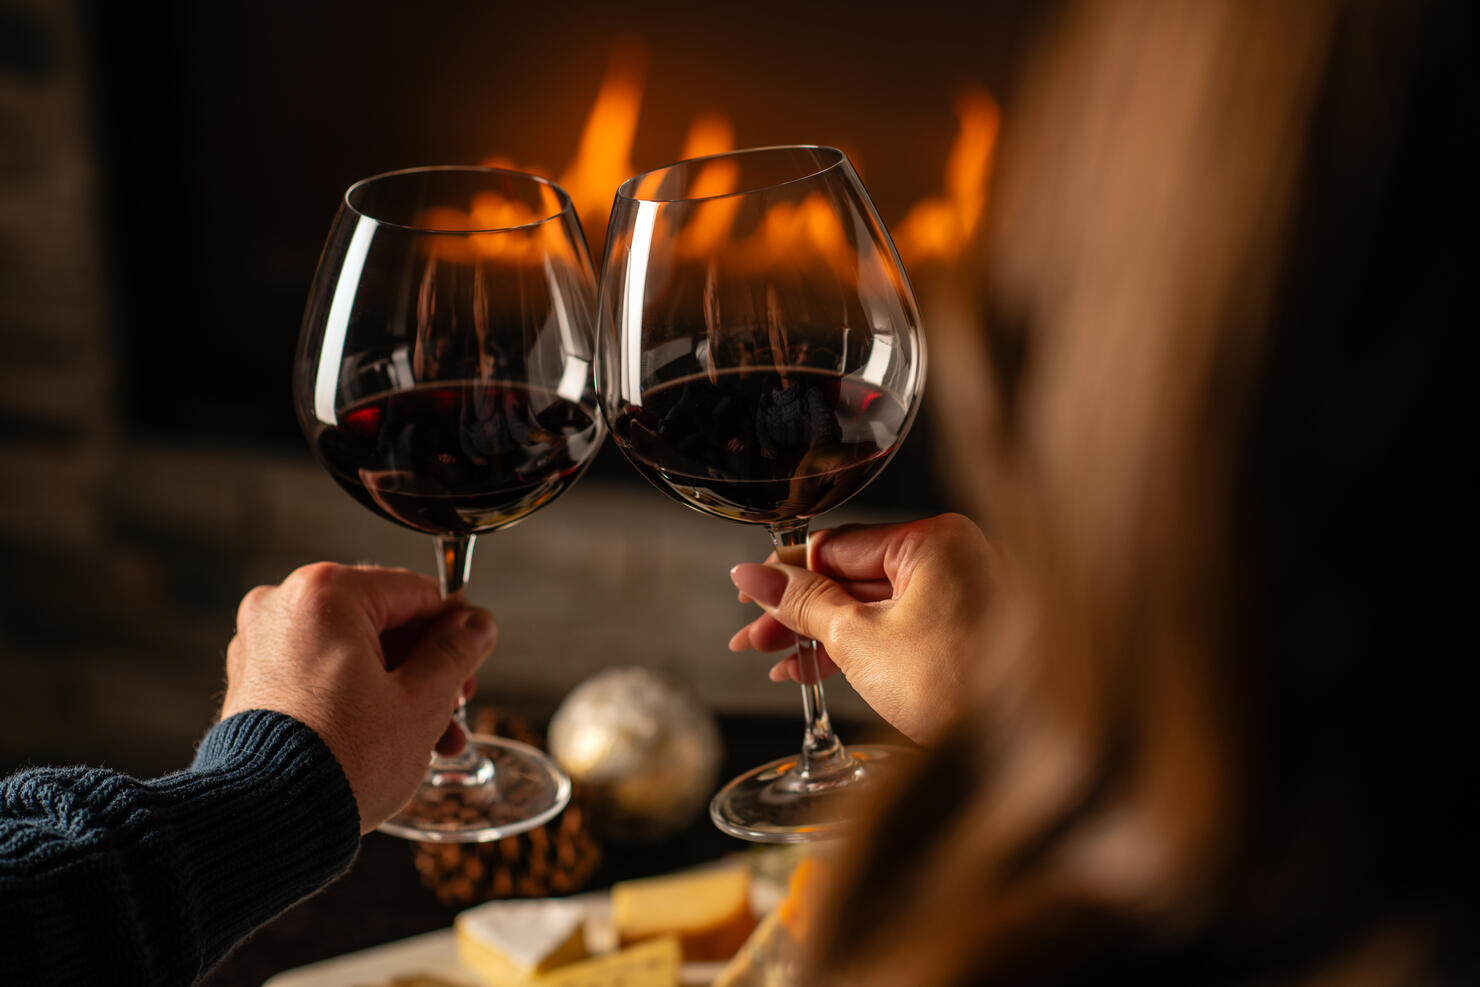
[397,606,498,702]
[730,562,857,646]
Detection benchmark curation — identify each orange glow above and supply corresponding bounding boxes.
[677,183,741,259]
[478,153,518,171]
[464,42,998,276]
[679,112,734,162]
[469,192,538,230]
[558,41,647,237]
[799,194,847,259]
[412,207,477,262]
[415,206,475,232]
[416,189,573,263]
[469,193,539,260]
[674,112,741,258]
[895,87,1000,266]
[730,193,853,279]
[538,182,564,219]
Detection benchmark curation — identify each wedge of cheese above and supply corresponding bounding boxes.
[454,898,587,986]
[527,936,680,987]
[613,866,756,963]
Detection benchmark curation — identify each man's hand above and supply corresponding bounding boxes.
[221,563,497,833]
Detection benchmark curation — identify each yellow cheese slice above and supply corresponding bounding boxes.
[454,898,588,986]
[613,867,755,962]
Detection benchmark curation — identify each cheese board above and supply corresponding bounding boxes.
[263,866,786,987]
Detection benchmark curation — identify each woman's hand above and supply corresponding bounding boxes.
[728,514,996,743]
[220,563,497,834]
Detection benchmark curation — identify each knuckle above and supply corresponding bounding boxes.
[783,576,832,631]
[934,512,976,537]
[235,585,271,626]
[807,524,850,568]
[910,513,985,566]
[472,613,499,653]
[811,522,857,551]
[284,561,343,601]
[295,560,342,587]
[941,516,992,568]
[426,628,473,676]
[893,522,934,566]
[824,602,866,648]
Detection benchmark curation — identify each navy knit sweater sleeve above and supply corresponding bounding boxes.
[0,710,361,985]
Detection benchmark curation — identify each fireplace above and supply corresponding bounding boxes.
[2,0,1050,773]
[87,0,1044,463]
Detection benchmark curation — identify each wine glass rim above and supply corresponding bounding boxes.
[616,145,848,204]
[344,165,576,234]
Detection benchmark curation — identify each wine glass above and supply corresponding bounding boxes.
[596,146,925,842]
[294,166,605,842]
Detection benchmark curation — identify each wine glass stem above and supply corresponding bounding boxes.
[433,534,480,771]
[770,522,853,781]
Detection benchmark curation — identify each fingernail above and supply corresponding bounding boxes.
[461,608,498,648]
[730,563,787,608]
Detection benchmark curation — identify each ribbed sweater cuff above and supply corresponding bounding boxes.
[154,710,361,967]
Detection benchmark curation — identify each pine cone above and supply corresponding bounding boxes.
[412,709,602,907]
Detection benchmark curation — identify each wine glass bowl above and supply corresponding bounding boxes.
[598,146,925,842]
[302,168,604,541]
[295,166,604,842]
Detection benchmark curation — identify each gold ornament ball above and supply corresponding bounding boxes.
[548,667,722,844]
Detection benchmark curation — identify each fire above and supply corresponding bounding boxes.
[722,193,852,278]
[679,112,736,162]
[893,87,1000,266]
[674,115,741,258]
[557,41,646,240]
[472,43,996,271]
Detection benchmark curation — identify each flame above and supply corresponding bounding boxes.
[415,184,572,263]
[679,112,734,162]
[465,43,997,274]
[724,193,853,279]
[558,41,647,237]
[894,87,1000,266]
[674,112,741,258]
[469,193,538,260]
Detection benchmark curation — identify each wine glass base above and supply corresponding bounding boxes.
[377,735,572,843]
[709,744,910,844]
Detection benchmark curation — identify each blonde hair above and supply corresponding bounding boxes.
[815,0,1473,982]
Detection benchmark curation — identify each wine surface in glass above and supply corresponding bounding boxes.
[313,381,600,536]
[612,366,905,525]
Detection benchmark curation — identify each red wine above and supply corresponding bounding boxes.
[312,382,601,535]
[612,367,907,524]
